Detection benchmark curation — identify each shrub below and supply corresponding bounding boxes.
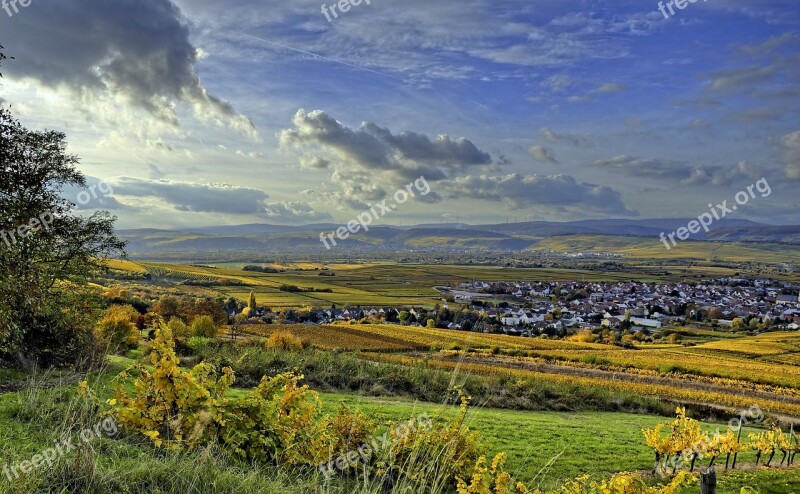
[536,471,696,494]
[191,315,217,338]
[187,336,213,355]
[96,304,140,350]
[264,332,304,351]
[97,324,234,451]
[167,316,190,339]
[90,328,531,492]
[569,328,597,343]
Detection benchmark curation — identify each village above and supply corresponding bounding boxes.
[238,277,800,339]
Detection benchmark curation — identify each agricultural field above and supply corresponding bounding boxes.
[239,323,800,419]
[536,235,800,264]
[238,322,609,352]
[106,260,766,309]
[92,260,800,492]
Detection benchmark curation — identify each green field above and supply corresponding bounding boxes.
[1,372,795,494]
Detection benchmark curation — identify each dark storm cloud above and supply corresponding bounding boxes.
[1,0,255,135]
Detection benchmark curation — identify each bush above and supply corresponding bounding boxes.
[92,327,517,492]
[264,332,304,351]
[186,336,213,355]
[167,317,190,339]
[191,315,217,338]
[96,305,140,350]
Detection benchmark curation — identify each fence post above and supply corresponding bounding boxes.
[700,467,716,494]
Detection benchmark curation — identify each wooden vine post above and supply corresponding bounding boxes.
[700,467,716,494]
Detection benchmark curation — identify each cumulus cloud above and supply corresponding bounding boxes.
[593,155,765,186]
[529,146,558,164]
[263,201,332,223]
[108,177,269,214]
[279,109,492,205]
[2,0,256,137]
[300,155,331,170]
[280,109,492,178]
[438,174,634,215]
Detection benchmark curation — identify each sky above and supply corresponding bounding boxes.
[0,0,798,229]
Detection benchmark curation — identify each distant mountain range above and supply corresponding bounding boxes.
[116,218,800,254]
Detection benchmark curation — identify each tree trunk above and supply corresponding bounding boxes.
[755,451,761,466]
[690,453,698,472]
[767,450,775,467]
[725,453,730,470]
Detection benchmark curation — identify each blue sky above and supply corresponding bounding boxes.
[0,0,798,228]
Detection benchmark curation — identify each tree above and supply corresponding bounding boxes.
[167,317,190,340]
[248,291,257,311]
[151,295,179,321]
[96,305,139,350]
[191,315,217,338]
[0,47,125,366]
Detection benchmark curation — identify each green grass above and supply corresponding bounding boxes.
[317,392,776,491]
[0,362,797,493]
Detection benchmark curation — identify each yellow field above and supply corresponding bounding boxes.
[364,352,800,418]
[536,235,800,264]
[237,323,609,352]
[104,259,149,274]
[223,323,800,417]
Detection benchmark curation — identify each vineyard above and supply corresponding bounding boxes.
[237,322,610,352]
[227,324,800,419]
